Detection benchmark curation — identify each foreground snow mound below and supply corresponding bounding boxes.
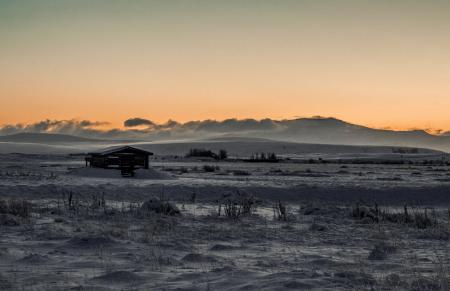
[68,167,172,179]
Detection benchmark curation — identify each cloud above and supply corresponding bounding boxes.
[0,117,283,140]
[179,118,279,133]
[79,120,108,127]
[123,118,155,127]
[159,119,180,129]
[0,119,110,137]
[1,117,447,148]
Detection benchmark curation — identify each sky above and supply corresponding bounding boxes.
[1,0,450,131]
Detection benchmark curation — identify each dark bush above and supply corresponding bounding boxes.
[186,148,228,160]
[186,148,217,159]
[0,199,32,218]
[248,152,279,163]
[218,149,228,160]
[203,165,219,172]
[232,170,251,176]
[218,191,258,219]
[368,242,397,260]
[140,197,180,216]
[0,214,20,226]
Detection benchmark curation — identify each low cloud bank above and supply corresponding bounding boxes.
[1,117,450,152]
[0,117,291,140]
[0,119,109,137]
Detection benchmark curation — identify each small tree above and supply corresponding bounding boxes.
[268,152,277,161]
[218,149,228,160]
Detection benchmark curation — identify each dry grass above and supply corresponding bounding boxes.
[352,203,440,230]
[2,194,450,290]
[0,199,32,218]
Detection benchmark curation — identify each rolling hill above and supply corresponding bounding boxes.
[0,133,104,143]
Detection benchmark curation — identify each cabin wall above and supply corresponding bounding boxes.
[89,156,108,168]
[86,153,149,169]
[133,155,149,169]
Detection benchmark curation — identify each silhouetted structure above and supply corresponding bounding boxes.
[85,146,153,175]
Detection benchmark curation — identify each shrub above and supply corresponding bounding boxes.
[417,228,450,241]
[186,148,216,158]
[232,170,251,176]
[414,210,435,229]
[218,149,228,160]
[377,206,437,229]
[248,152,279,162]
[309,223,326,231]
[0,214,20,226]
[186,148,228,160]
[0,199,32,218]
[218,191,257,219]
[274,201,287,221]
[351,204,438,229]
[368,242,397,260]
[0,200,7,214]
[351,204,378,222]
[203,165,219,172]
[140,197,180,216]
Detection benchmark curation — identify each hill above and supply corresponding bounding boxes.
[0,133,105,143]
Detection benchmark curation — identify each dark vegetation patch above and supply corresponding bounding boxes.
[186,148,227,160]
[91,271,145,284]
[352,203,439,229]
[0,199,32,218]
[368,242,397,260]
[66,235,116,249]
[181,253,218,263]
[140,197,180,216]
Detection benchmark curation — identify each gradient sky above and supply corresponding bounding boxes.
[1,0,450,131]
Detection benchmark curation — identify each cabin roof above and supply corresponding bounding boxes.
[88,145,153,156]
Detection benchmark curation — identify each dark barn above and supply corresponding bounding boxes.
[85,146,153,172]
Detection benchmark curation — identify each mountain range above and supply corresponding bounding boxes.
[0,117,449,152]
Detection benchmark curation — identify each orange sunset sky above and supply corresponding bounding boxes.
[1,0,450,131]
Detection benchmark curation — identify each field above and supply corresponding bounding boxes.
[1,153,450,290]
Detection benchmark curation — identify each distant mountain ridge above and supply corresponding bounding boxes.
[0,133,104,143]
[1,117,450,152]
[180,117,450,152]
[263,118,450,152]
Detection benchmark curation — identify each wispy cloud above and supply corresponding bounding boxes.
[0,119,109,136]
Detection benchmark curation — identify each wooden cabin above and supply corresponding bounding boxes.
[85,146,153,170]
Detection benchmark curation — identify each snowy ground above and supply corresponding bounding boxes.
[1,153,450,290]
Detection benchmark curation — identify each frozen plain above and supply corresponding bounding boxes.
[0,143,450,290]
